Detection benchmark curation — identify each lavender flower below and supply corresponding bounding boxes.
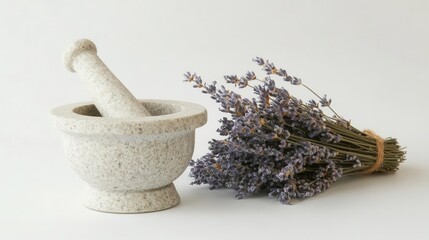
[253,57,265,66]
[183,57,406,204]
[320,95,332,107]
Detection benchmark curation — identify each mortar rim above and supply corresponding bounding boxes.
[51,99,207,135]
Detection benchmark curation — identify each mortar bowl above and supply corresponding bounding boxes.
[51,99,207,213]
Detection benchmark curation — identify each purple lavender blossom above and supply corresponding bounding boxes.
[184,57,405,204]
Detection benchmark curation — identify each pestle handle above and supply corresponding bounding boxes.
[63,39,151,118]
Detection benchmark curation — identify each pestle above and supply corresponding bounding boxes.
[54,39,208,213]
[63,39,151,118]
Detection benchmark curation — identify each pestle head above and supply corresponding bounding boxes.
[63,39,97,72]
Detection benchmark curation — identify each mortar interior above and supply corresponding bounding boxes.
[73,102,181,117]
[52,100,207,135]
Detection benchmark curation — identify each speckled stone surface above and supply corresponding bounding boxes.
[84,184,180,213]
[52,100,207,213]
[63,39,151,118]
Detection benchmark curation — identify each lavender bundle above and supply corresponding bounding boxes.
[184,57,406,204]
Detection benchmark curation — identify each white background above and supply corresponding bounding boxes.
[1,0,428,239]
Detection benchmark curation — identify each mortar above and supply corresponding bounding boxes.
[52,39,207,213]
[52,99,206,213]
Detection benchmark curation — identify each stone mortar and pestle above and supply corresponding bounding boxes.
[51,39,207,213]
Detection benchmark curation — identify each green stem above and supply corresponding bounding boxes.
[301,83,341,119]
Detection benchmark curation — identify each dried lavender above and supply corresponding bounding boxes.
[184,58,406,204]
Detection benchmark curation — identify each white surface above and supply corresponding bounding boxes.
[1,0,428,239]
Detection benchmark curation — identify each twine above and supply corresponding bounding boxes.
[363,129,385,174]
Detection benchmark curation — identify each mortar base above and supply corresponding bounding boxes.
[83,183,180,213]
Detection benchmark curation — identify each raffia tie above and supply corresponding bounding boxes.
[363,129,385,174]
